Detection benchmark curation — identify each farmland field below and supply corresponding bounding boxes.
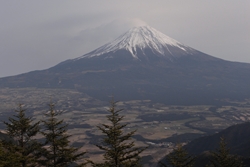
[0,88,250,166]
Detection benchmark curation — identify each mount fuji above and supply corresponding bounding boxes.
[1,25,250,105]
[70,25,217,63]
[77,26,194,60]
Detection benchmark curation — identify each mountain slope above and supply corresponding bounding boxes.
[76,26,194,61]
[158,122,250,167]
[184,122,250,156]
[1,25,250,105]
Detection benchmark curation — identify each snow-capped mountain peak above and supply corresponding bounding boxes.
[77,25,193,60]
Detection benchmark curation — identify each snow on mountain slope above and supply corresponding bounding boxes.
[76,25,194,60]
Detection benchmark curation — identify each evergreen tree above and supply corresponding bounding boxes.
[0,141,21,167]
[2,104,41,167]
[0,142,5,167]
[209,137,243,167]
[41,102,86,167]
[159,143,195,167]
[92,100,146,167]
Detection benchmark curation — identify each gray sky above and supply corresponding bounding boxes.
[0,0,249,77]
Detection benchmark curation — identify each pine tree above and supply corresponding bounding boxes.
[92,100,146,167]
[159,143,195,167]
[41,102,86,167]
[0,141,21,167]
[2,104,41,167]
[0,142,5,167]
[209,137,243,167]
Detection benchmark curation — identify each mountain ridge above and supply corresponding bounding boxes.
[184,122,250,156]
[75,25,197,61]
[55,25,228,69]
[1,25,250,105]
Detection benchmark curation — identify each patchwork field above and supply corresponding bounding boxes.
[0,88,250,166]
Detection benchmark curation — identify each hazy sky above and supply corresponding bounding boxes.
[0,1,249,77]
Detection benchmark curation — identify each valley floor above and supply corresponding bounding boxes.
[0,88,249,166]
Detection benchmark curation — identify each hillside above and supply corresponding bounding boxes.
[184,122,250,157]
